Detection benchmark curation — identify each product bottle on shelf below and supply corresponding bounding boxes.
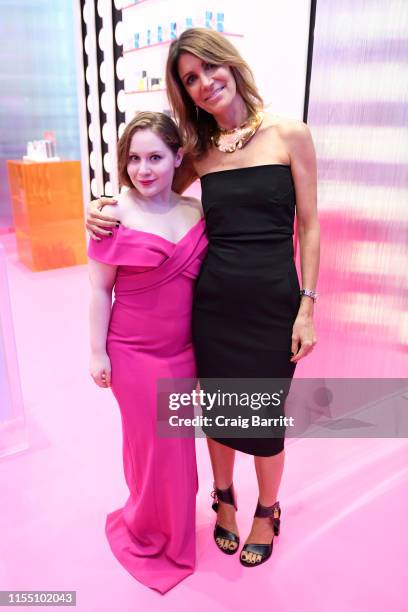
[216,13,224,32]
[150,77,163,91]
[205,11,213,29]
[138,70,148,91]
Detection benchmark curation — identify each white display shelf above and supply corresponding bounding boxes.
[121,0,153,10]
[123,40,171,54]
[120,0,247,118]
[125,88,166,95]
[123,32,244,55]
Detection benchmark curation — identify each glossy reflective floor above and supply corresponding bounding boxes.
[0,231,407,611]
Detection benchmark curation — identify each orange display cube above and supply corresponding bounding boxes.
[6,160,87,271]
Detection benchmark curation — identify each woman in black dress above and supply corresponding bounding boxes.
[87,28,319,568]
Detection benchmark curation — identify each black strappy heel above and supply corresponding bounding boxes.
[240,501,281,567]
[211,483,240,555]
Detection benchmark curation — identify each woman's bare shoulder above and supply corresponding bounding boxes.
[262,114,313,157]
[101,190,133,220]
[263,112,307,133]
[179,194,204,218]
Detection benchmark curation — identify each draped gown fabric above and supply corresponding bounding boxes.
[87,219,207,594]
[193,165,300,457]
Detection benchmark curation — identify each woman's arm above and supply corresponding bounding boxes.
[86,197,120,241]
[281,120,320,362]
[88,258,117,387]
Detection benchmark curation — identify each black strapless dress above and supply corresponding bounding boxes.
[192,164,300,457]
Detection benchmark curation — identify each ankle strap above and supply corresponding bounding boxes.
[254,500,280,518]
[212,483,237,510]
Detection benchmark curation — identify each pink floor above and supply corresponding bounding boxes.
[0,233,407,611]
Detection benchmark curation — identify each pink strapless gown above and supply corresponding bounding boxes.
[87,219,208,594]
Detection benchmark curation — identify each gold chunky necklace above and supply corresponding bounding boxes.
[212,111,264,153]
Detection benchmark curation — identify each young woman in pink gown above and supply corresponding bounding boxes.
[87,112,207,594]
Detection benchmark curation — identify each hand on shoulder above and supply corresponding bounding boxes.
[87,194,121,239]
[101,191,129,221]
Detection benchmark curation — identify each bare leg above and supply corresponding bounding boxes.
[243,449,285,551]
[255,449,285,506]
[207,438,239,548]
[207,437,235,488]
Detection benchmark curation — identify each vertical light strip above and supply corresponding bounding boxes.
[77,0,126,198]
[73,0,90,208]
[112,3,126,143]
[84,0,103,197]
[99,0,119,195]
[94,2,110,193]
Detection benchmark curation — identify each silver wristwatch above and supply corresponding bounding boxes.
[299,289,318,302]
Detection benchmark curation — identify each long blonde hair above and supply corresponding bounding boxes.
[165,28,263,157]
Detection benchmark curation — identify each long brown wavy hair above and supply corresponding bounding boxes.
[165,28,263,158]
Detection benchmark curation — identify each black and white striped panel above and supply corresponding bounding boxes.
[78,0,125,198]
[79,0,104,198]
[78,0,92,200]
[112,1,126,141]
[94,2,110,194]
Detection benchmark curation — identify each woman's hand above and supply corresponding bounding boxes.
[86,197,119,241]
[290,312,317,363]
[90,352,112,387]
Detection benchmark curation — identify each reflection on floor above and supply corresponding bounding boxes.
[0,232,407,611]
